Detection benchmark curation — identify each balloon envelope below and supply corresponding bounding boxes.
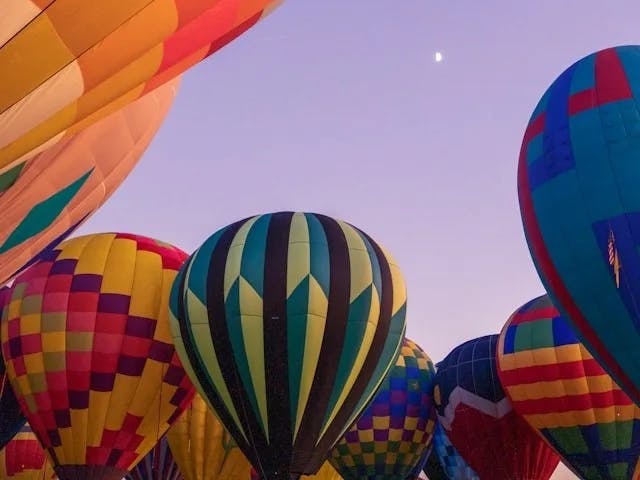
[434,335,560,480]
[518,44,640,403]
[0,77,179,285]
[330,338,436,480]
[169,211,407,478]
[0,233,196,480]
[166,393,251,480]
[497,294,640,480]
[0,423,56,479]
[0,0,283,173]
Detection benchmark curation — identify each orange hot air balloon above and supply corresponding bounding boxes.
[166,394,252,480]
[0,1,284,174]
[0,424,56,479]
[0,233,196,480]
[0,77,179,286]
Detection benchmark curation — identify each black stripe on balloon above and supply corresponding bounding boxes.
[173,218,256,467]
[262,211,295,477]
[312,227,395,467]
[205,218,271,471]
[290,213,351,474]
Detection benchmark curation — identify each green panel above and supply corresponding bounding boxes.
[225,278,264,434]
[240,214,270,298]
[287,275,310,423]
[548,426,589,454]
[0,169,92,253]
[598,420,632,450]
[305,213,330,298]
[514,319,553,351]
[0,162,25,194]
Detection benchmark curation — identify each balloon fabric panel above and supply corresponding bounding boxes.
[0,0,283,173]
[497,294,640,480]
[0,233,196,480]
[169,212,407,478]
[518,45,640,404]
[0,77,179,286]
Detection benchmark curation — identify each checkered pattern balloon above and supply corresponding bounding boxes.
[0,423,56,479]
[498,295,640,479]
[434,335,560,480]
[518,45,640,404]
[0,233,196,480]
[169,212,407,478]
[329,338,436,480]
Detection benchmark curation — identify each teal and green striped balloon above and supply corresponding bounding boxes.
[168,212,407,480]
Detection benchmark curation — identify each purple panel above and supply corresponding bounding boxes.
[71,274,103,293]
[149,341,173,362]
[54,409,71,428]
[125,316,155,339]
[68,390,89,409]
[90,372,116,392]
[98,294,131,314]
[49,258,76,275]
[117,355,145,376]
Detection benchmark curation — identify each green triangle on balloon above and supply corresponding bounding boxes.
[0,168,93,254]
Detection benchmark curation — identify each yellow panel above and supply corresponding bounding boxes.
[99,236,138,295]
[70,408,88,463]
[287,213,310,297]
[224,216,258,301]
[0,13,74,113]
[87,390,111,446]
[105,374,140,430]
[74,233,114,274]
[129,250,163,318]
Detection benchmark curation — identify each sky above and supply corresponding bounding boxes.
[74,2,640,478]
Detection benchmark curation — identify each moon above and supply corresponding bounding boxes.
[435,52,443,63]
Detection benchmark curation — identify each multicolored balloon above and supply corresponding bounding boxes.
[126,437,182,480]
[0,77,178,285]
[0,233,196,480]
[0,349,26,450]
[169,212,407,478]
[166,393,251,480]
[329,338,436,480]
[0,423,56,479]
[434,335,560,480]
[428,422,477,480]
[497,294,640,480]
[518,45,640,403]
[0,0,283,173]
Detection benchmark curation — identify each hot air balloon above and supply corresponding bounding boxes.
[497,294,640,479]
[434,335,560,479]
[251,463,343,480]
[428,422,477,480]
[169,212,407,479]
[0,423,56,479]
[0,233,196,480]
[0,0,283,174]
[0,77,178,285]
[329,338,436,480]
[0,345,26,450]
[166,393,252,480]
[518,45,640,404]
[126,437,182,480]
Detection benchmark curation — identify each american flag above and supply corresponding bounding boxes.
[608,228,621,288]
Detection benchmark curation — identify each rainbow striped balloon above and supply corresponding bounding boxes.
[497,294,640,479]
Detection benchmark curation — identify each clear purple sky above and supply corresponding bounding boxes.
[76,2,640,478]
